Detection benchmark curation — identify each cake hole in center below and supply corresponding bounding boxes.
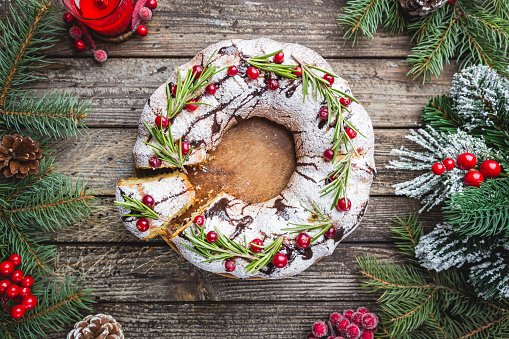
[187,117,296,204]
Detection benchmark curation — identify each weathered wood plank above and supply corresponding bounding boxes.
[53,243,401,302]
[31,58,453,128]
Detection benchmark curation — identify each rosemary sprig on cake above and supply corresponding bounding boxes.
[114,195,160,220]
[247,50,297,78]
[321,149,355,210]
[282,202,338,243]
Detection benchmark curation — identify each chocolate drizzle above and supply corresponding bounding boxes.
[295,170,317,183]
[296,162,318,170]
[229,216,254,240]
[318,120,327,129]
[218,45,238,55]
[157,188,190,204]
[284,81,301,98]
[273,198,294,221]
[203,198,254,240]
[118,188,136,223]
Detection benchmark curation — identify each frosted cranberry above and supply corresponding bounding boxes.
[193,215,205,226]
[325,226,336,238]
[155,115,168,128]
[206,84,217,95]
[273,51,285,64]
[479,160,501,178]
[330,312,343,326]
[142,195,155,207]
[206,231,218,243]
[343,309,355,320]
[5,284,19,298]
[136,218,150,232]
[250,239,264,253]
[340,97,351,106]
[345,324,361,339]
[293,66,303,76]
[356,307,369,314]
[337,317,350,332]
[63,12,75,24]
[146,0,157,9]
[350,312,363,326]
[442,158,455,170]
[296,233,311,249]
[272,253,288,268]
[360,331,374,339]
[323,74,335,87]
[0,280,11,293]
[227,66,238,76]
[181,141,191,155]
[319,107,328,120]
[457,152,477,170]
[74,39,86,51]
[361,313,378,330]
[192,65,203,78]
[431,162,445,175]
[0,261,14,275]
[10,270,23,283]
[336,198,351,212]
[246,67,259,79]
[324,149,334,161]
[312,321,328,337]
[8,254,21,266]
[19,287,31,297]
[21,276,33,288]
[149,156,161,168]
[10,305,25,319]
[136,25,148,37]
[21,295,37,309]
[345,127,357,139]
[268,79,279,90]
[186,99,198,111]
[464,170,484,187]
[225,259,236,272]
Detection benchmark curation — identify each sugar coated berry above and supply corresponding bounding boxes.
[155,115,168,128]
[206,84,217,95]
[136,218,150,232]
[457,153,477,170]
[324,149,334,161]
[19,287,31,297]
[296,233,311,249]
[360,331,374,339]
[74,39,86,52]
[192,65,204,78]
[146,0,157,9]
[361,313,378,330]
[225,259,236,272]
[345,324,361,339]
[8,254,21,266]
[340,97,351,106]
[206,231,218,243]
[139,7,153,21]
[272,253,288,268]
[293,66,303,76]
[443,158,455,171]
[350,312,363,326]
[63,12,75,24]
[22,295,37,310]
[357,307,369,314]
[325,226,336,238]
[142,195,155,208]
[323,74,335,87]
[149,156,162,168]
[186,99,198,111]
[345,128,357,139]
[273,51,285,64]
[480,160,501,178]
[21,276,34,288]
[94,49,108,63]
[319,107,329,120]
[336,198,352,212]
[69,26,82,40]
[136,25,148,37]
[330,312,343,326]
[337,317,350,332]
[0,279,11,293]
[250,239,264,253]
[227,65,238,76]
[193,215,205,226]
[246,67,259,80]
[0,261,14,276]
[464,170,484,187]
[312,321,328,337]
[431,162,445,175]
[10,270,23,283]
[5,284,20,298]
[268,79,279,90]
[343,309,355,320]
[10,305,25,320]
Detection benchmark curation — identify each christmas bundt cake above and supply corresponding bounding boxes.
[115,38,376,279]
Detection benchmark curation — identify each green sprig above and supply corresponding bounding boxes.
[247,50,297,78]
[320,150,354,210]
[282,202,337,243]
[114,194,159,220]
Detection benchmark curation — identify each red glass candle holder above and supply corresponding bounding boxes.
[62,0,135,37]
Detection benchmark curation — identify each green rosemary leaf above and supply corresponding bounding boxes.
[320,151,354,210]
[143,122,191,171]
[282,202,336,243]
[114,195,159,220]
[245,237,283,273]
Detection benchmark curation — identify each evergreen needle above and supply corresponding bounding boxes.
[114,194,159,220]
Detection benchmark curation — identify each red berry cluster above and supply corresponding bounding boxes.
[135,194,155,232]
[307,307,379,339]
[63,13,108,63]
[431,153,502,187]
[0,254,37,319]
[134,0,157,37]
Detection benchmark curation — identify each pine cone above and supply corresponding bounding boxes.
[399,0,448,16]
[0,134,42,179]
[67,314,124,339]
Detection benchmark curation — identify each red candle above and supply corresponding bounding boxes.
[63,0,134,37]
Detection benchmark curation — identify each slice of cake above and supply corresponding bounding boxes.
[115,172,195,240]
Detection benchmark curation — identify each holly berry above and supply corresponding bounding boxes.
[442,158,455,171]
[324,226,336,238]
[293,66,303,76]
[345,324,361,339]
[206,231,218,243]
[225,259,236,272]
[69,26,82,40]
[337,317,350,332]
[273,51,284,64]
[360,331,374,339]
[136,218,150,232]
[181,141,191,156]
[186,99,198,111]
[19,287,31,297]
[323,74,335,87]
[350,312,363,326]
[319,107,328,120]
[246,67,259,80]
[63,12,75,24]
[149,156,162,168]
[336,198,352,212]
[193,215,205,226]
[0,279,11,293]
[250,239,264,253]
[356,306,369,314]
[206,84,217,95]
[312,321,328,337]
[10,305,25,320]
[340,97,351,106]
[5,284,19,298]
[361,313,378,330]
[146,0,157,9]
[431,162,445,175]
[192,65,203,78]
[268,79,279,90]
[10,270,23,283]
[457,152,477,170]
[345,128,357,140]
[330,312,342,326]
[155,115,168,128]
[74,39,86,52]
[142,195,155,208]
[20,276,33,288]
[479,160,501,178]
[464,170,484,187]
[272,253,288,268]
[8,254,21,266]
[227,65,238,76]
[136,25,148,37]
[324,149,334,161]
[21,295,37,310]
[296,233,310,249]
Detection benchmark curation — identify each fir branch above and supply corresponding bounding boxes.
[114,194,160,220]
[320,150,354,210]
[282,202,339,243]
[421,94,462,131]
[469,245,509,300]
[390,213,423,264]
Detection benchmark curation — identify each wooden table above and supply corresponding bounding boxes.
[23,0,454,337]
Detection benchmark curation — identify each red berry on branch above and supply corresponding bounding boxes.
[94,49,108,63]
[63,12,75,24]
[361,313,378,330]
[225,259,236,272]
[325,226,336,238]
[319,107,328,120]
[146,0,157,9]
[324,149,334,161]
[360,330,374,339]
[442,158,455,171]
[296,233,310,249]
[273,51,285,64]
[69,26,83,40]
[181,141,191,155]
[142,195,155,208]
[8,254,21,266]
[192,65,204,78]
[457,153,477,170]
[268,79,279,90]
[340,97,351,106]
[246,67,259,80]
[431,162,445,175]
[136,25,148,37]
[149,156,162,168]
[136,218,150,232]
[21,295,37,310]
[356,306,369,314]
[186,99,198,111]
[155,115,168,128]
[337,317,350,332]
[323,74,335,87]
[250,239,264,253]
[19,287,31,297]
[139,7,153,21]
[272,253,288,268]
[336,198,352,212]
[479,160,501,178]
[293,66,303,76]
[464,170,484,187]
[350,311,363,326]
[10,270,23,283]
[205,84,217,95]
[312,321,328,337]
[0,279,11,293]
[74,39,86,52]
[330,312,342,326]
[10,304,25,319]
[227,65,238,76]
[206,231,218,243]
[5,284,20,298]
[345,127,357,140]
[21,276,33,288]
[193,215,205,226]
[345,324,361,339]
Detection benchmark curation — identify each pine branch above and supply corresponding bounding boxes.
[421,95,462,132]
[389,213,423,264]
